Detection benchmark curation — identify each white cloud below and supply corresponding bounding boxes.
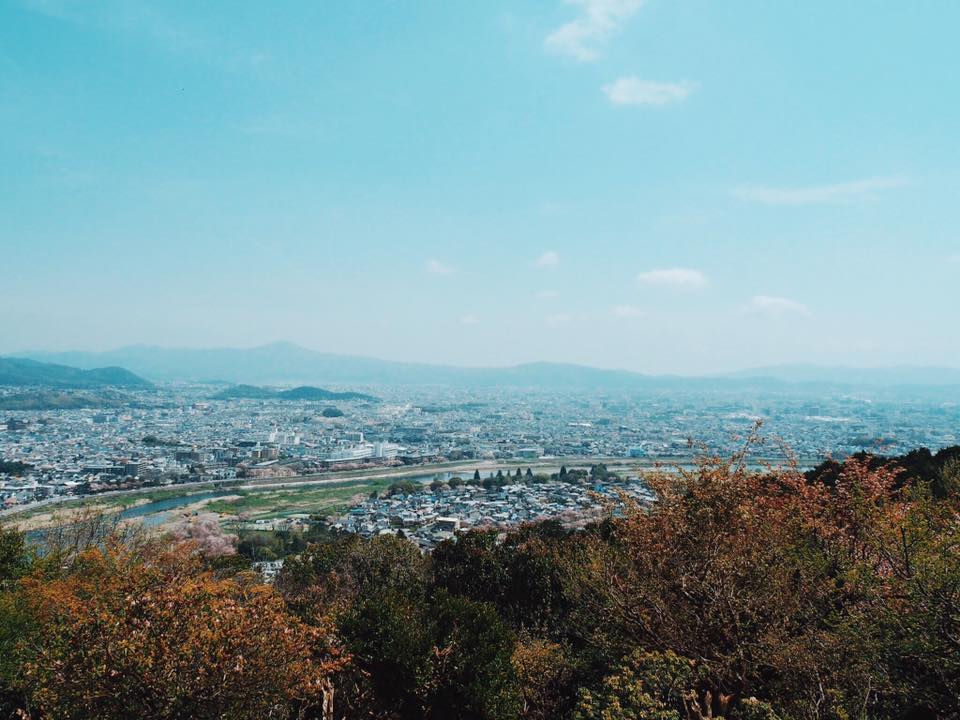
[746,295,811,317]
[611,304,644,318]
[733,176,910,206]
[603,77,696,106]
[544,0,644,62]
[636,268,706,289]
[536,290,560,300]
[546,313,571,327]
[948,253,960,264]
[460,314,479,326]
[536,250,560,268]
[426,259,455,275]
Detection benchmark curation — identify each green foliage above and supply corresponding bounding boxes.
[573,650,697,720]
[0,525,29,588]
[339,588,434,716]
[427,591,521,720]
[0,460,32,476]
[433,530,506,605]
[0,525,32,715]
[387,479,421,496]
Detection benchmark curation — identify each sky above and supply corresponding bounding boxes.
[2,0,959,374]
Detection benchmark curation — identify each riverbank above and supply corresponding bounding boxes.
[2,454,818,531]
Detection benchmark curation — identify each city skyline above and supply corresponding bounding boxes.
[3,1,959,373]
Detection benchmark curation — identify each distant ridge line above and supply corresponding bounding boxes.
[8,344,960,389]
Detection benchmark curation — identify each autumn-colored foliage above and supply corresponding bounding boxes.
[1,442,959,719]
[15,541,344,720]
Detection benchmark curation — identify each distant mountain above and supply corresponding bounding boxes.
[14,344,960,390]
[212,384,278,400]
[16,344,691,389]
[725,364,960,387]
[277,386,375,401]
[0,357,151,389]
[212,384,376,402]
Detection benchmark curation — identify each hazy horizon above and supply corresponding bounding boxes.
[10,340,960,381]
[4,1,959,374]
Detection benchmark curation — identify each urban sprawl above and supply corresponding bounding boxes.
[2,383,958,550]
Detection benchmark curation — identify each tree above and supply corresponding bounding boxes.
[589,464,609,481]
[337,589,519,720]
[433,530,506,606]
[513,638,574,720]
[575,454,909,717]
[0,524,32,716]
[167,512,237,558]
[387,479,420,497]
[427,592,521,720]
[337,588,434,719]
[0,524,29,589]
[573,650,700,720]
[449,476,464,489]
[474,469,482,481]
[936,455,960,498]
[279,533,429,615]
[18,542,344,719]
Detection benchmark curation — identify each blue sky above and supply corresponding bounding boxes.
[2,0,958,373]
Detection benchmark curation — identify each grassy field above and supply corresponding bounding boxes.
[203,477,397,519]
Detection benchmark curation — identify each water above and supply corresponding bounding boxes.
[116,474,461,525]
[118,491,235,526]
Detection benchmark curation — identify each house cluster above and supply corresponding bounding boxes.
[3,381,957,515]
[330,479,655,551]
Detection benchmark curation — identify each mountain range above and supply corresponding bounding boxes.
[10,343,960,390]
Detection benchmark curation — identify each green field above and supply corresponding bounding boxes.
[203,478,397,519]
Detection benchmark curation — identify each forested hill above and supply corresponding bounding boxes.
[0,357,150,389]
[211,384,377,401]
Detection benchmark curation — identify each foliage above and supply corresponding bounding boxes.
[16,541,344,719]
[572,650,699,720]
[5,444,960,719]
[0,524,30,588]
[387,479,421,496]
[0,460,33,476]
[167,512,238,558]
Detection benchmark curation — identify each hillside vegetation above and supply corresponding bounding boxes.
[1,445,959,719]
[212,383,377,402]
[0,357,150,389]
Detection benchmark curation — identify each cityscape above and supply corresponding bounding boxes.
[2,377,958,532]
[4,1,960,717]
